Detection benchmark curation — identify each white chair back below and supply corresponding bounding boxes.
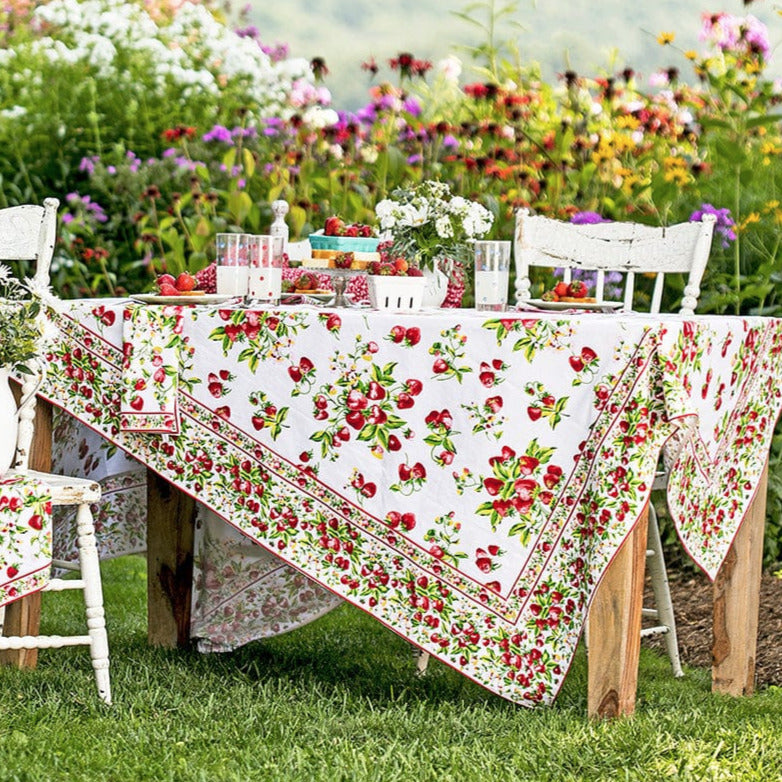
[0,197,59,289]
[513,209,716,314]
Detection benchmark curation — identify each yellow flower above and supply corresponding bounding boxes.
[684,50,697,60]
[657,32,675,45]
[736,213,761,233]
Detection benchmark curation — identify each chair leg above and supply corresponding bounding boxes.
[75,503,112,704]
[646,504,684,678]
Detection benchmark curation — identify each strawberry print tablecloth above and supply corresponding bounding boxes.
[38,300,782,706]
[0,476,53,608]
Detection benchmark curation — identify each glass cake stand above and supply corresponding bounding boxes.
[314,267,366,307]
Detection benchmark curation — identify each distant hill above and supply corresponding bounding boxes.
[247,0,782,110]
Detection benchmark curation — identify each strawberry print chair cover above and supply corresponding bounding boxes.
[38,299,782,706]
[0,476,52,608]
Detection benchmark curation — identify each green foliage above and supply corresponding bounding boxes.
[0,269,42,373]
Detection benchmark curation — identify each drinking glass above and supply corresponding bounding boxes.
[215,233,249,296]
[474,241,511,311]
[246,235,284,305]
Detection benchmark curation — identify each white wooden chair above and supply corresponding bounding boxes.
[415,209,716,677]
[0,198,111,703]
[514,207,717,677]
[513,208,716,315]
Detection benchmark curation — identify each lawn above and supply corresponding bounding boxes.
[1,556,781,782]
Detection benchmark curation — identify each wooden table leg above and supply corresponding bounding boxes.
[146,469,196,648]
[712,462,767,696]
[0,394,52,668]
[587,506,649,719]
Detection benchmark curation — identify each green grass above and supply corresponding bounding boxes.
[1,557,781,782]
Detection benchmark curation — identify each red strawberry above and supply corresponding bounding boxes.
[130,395,144,411]
[367,405,387,425]
[390,325,406,343]
[567,280,588,299]
[175,272,197,292]
[405,379,423,396]
[324,216,344,236]
[438,450,455,465]
[387,435,402,451]
[367,381,386,400]
[569,355,584,372]
[405,327,421,345]
[411,462,426,479]
[346,410,365,430]
[432,358,449,374]
[346,389,368,410]
[483,477,504,495]
[28,515,44,531]
[476,556,493,573]
[486,396,503,413]
[159,282,179,296]
[157,273,176,287]
[396,392,414,410]
[554,281,569,297]
[527,406,542,421]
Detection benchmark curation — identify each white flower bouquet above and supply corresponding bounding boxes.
[375,180,494,272]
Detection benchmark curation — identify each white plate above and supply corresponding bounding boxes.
[130,293,237,306]
[523,298,624,312]
[281,291,335,304]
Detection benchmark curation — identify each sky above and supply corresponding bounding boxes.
[247,0,781,110]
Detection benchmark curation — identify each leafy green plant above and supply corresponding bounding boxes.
[0,265,43,372]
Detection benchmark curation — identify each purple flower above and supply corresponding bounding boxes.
[403,97,422,117]
[442,134,459,150]
[202,125,234,144]
[356,104,377,124]
[235,25,259,39]
[79,156,97,175]
[570,211,608,225]
[690,203,736,248]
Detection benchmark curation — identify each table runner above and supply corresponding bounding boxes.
[0,475,53,608]
[39,300,782,705]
